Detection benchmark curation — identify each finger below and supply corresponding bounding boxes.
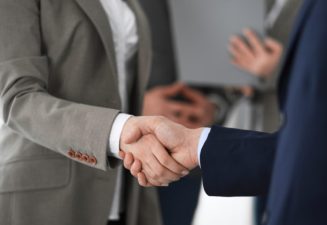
[178,114,203,129]
[123,153,134,170]
[140,157,167,185]
[265,38,283,54]
[166,102,205,128]
[169,114,201,129]
[130,159,142,177]
[243,28,265,54]
[229,46,255,71]
[125,136,175,184]
[168,104,207,128]
[152,140,188,177]
[229,35,255,59]
[119,150,125,159]
[183,101,213,126]
[231,59,251,71]
[179,85,207,105]
[228,44,242,61]
[167,101,204,119]
[145,153,181,184]
[137,172,153,187]
[159,82,186,97]
[142,168,166,186]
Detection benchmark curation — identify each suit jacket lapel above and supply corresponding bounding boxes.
[74,0,119,89]
[278,0,316,109]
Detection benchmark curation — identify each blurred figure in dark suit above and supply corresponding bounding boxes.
[138,0,216,225]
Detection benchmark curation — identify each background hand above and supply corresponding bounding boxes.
[143,83,216,128]
[228,28,283,78]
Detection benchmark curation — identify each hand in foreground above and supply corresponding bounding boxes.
[229,28,283,78]
[143,83,216,128]
[119,116,203,186]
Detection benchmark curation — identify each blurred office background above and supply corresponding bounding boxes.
[0,0,301,225]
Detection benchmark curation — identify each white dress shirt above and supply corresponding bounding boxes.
[99,0,138,221]
[265,0,289,28]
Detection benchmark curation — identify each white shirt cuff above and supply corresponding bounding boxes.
[108,113,133,158]
[197,128,211,167]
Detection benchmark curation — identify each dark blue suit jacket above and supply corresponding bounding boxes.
[200,0,327,224]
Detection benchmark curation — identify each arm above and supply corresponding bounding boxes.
[0,0,118,170]
[200,126,278,196]
[119,117,277,196]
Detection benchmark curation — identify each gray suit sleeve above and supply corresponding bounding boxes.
[0,0,119,171]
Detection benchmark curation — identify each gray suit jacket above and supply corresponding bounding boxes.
[0,0,162,225]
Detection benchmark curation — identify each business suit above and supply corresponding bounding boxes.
[201,0,327,224]
[0,0,161,225]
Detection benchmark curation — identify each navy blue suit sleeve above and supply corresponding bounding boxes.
[200,126,277,196]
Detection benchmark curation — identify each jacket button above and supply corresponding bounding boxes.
[68,149,76,158]
[75,152,83,160]
[81,154,89,162]
[88,156,97,165]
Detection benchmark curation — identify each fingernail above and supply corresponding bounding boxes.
[162,184,169,187]
[181,170,189,176]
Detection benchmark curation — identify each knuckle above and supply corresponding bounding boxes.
[131,169,138,176]
[155,172,163,179]
[157,167,166,176]
[150,173,159,180]
[162,157,170,167]
[123,161,129,169]
[131,171,137,177]
[139,181,147,187]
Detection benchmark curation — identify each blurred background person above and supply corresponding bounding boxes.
[138,1,216,225]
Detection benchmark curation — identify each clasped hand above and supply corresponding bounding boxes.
[119,116,203,187]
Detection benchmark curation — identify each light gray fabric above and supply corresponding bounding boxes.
[263,0,304,90]
[0,0,161,225]
[258,0,303,132]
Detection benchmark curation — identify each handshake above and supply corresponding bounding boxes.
[118,116,203,187]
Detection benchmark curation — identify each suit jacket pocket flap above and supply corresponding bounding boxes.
[0,157,70,193]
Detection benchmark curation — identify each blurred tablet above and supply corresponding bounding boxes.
[169,0,265,87]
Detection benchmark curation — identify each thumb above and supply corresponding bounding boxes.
[265,38,283,54]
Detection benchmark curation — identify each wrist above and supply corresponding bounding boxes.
[187,128,204,168]
[109,113,133,158]
[119,116,136,152]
